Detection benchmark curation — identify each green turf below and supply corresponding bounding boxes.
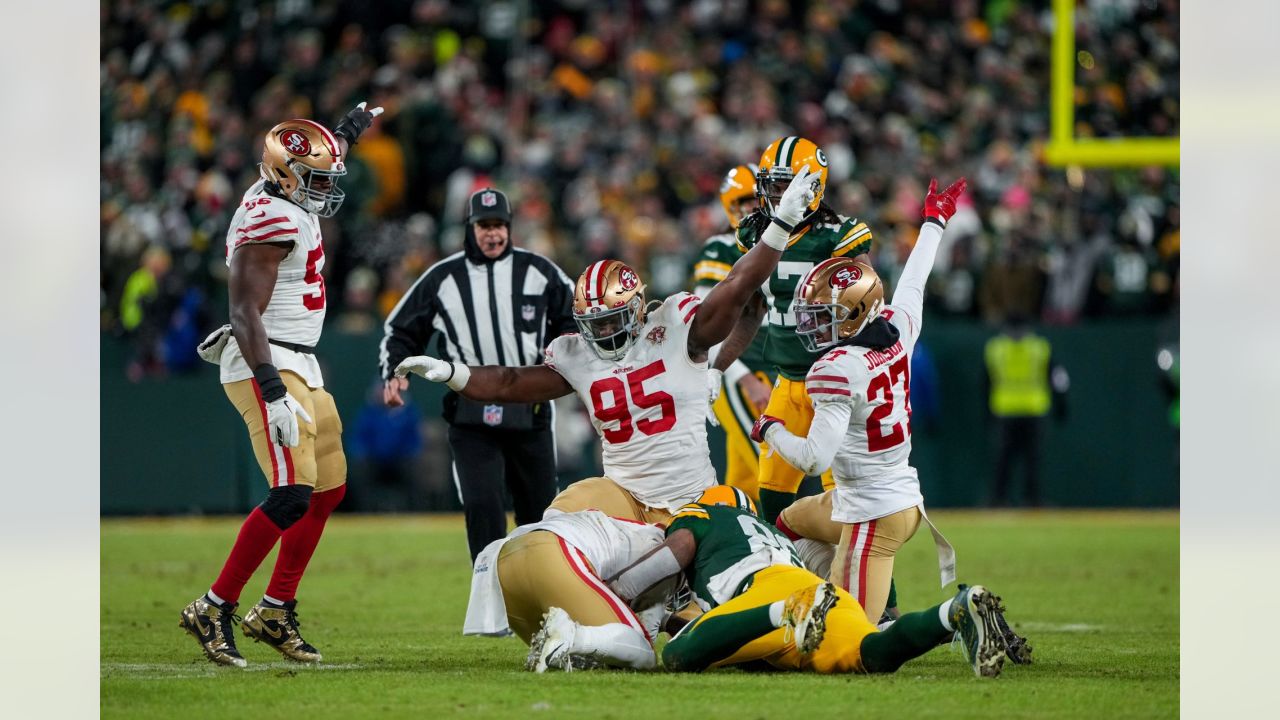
[101,510,1178,719]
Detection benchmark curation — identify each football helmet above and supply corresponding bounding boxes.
[260,119,346,218]
[693,485,758,516]
[718,164,759,229]
[793,257,884,352]
[574,260,648,361]
[756,136,828,217]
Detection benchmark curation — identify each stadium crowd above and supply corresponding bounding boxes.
[101,0,1179,378]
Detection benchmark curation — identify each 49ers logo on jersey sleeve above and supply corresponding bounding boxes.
[830,265,863,289]
[282,130,311,156]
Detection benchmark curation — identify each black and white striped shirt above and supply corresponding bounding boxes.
[379,248,576,379]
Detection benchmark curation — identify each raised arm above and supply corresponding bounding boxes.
[687,166,820,360]
[891,177,966,330]
[395,356,573,403]
[711,289,766,371]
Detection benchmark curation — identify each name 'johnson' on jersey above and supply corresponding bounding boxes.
[218,180,328,388]
[544,292,717,513]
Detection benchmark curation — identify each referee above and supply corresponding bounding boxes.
[380,187,575,561]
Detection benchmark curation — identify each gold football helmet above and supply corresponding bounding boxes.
[693,486,758,515]
[260,119,347,217]
[718,164,759,229]
[756,136,828,217]
[794,257,884,352]
[573,260,648,360]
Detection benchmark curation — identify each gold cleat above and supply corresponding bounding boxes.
[241,600,323,663]
[180,596,247,667]
[782,581,838,654]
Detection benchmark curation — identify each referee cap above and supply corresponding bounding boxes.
[467,187,512,224]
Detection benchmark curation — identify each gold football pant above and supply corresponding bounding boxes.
[757,376,834,494]
[779,492,920,623]
[711,372,768,501]
[223,371,346,492]
[668,565,877,673]
[546,476,674,525]
[497,530,651,645]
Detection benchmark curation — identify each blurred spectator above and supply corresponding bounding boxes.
[347,379,425,512]
[983,314,1069,507]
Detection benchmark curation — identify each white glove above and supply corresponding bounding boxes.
[197,324,232,365]
[396,355,471,390]
[774,164,818,228]
[705,368,723,427]
[266,392,313,448]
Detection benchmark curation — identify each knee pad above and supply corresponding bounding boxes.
[259,485,313,530]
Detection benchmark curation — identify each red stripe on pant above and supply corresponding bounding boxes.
[557,537,651,643]
[856,520,876,607]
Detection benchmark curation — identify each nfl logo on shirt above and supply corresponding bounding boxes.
[481,191,497,207]
[522,304,536,321]
[483,404,504,426]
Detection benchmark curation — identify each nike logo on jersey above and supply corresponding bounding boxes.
[252,210,267,218]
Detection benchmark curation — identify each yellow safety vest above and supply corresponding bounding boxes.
[984,334,1052,417]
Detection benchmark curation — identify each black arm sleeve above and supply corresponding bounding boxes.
[544,262,577,343]
[379,271,440,380]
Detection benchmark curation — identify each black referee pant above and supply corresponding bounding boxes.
[447,424,558,562]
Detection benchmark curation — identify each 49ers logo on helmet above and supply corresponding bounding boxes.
[282,130,311,156]
[830,265,863,289]
[618,266,639,291]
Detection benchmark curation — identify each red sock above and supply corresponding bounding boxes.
[265,484,346,602]
[210,508,284,604]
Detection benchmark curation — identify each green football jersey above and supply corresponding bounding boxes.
[735,209,874,380]
[690,231,767,370]
[667,503,802,609]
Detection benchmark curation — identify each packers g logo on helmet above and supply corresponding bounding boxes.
[756,136,829,216]
[718,164,759,229]
[693,486,758,516]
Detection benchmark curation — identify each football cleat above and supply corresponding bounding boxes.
[525,606,605,672]
[241,600,322,663]
[948,584,1008,678]
[782,581,838,655]
[992,600,1034,665]
[180,596,247,667]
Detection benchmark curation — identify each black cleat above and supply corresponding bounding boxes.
[241,600,323,663]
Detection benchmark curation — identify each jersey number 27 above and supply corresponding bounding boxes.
[866,356,911,452]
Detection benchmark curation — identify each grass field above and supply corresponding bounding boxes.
[101,510,1178,719]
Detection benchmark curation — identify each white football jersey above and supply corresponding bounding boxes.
[218,180,327,388]
[805,305,924,523]
[545,292,717,512]
[533,510,666,580]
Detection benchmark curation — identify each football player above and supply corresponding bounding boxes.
[605,486,1025,677]
[464,509,675,671]
[396,169,823,525]
[736,137,876,523]
[180,103,382,667]
[751,179,970,630]
[690,165,774,502]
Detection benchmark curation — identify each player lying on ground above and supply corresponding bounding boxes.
[397,167,823,525]
[750,178,965,626]
[463,510,680,671]
[601,486,1027,677]
[180,103,381,667]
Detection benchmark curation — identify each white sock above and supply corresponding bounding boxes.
[794,539,836,579]
[570,623,656,669]
[262,594,286,607]
[205,589,227,606]
[768,601,785,627]
[939,598,956,631]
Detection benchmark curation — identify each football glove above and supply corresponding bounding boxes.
[266,392,313,448]
[705,368,723,427]
[773,164,818,229]
[750,413,784,444]
[333,101,384,146]
[396,355,471,390]
[197,324,232,365]
[922,177,967,227]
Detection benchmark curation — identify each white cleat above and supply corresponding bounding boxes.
[525,607,576,673]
